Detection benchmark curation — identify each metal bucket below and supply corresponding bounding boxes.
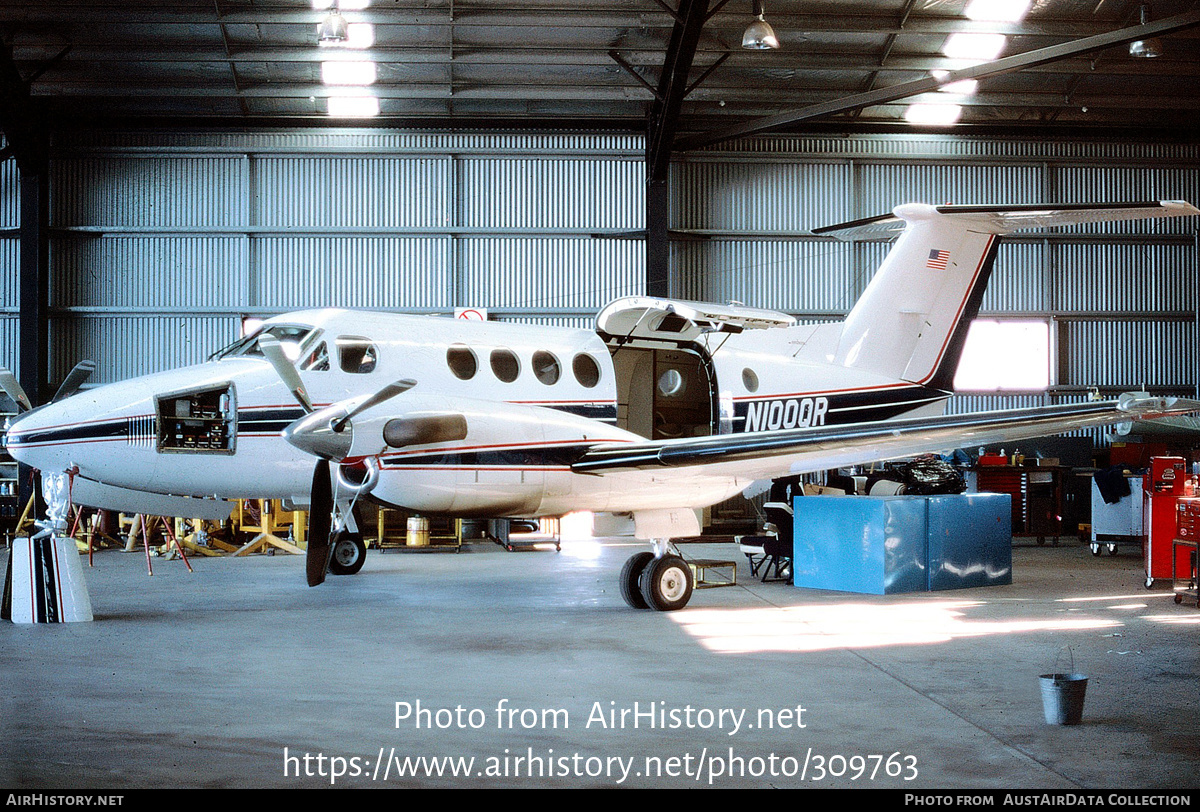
[1039,672,1088,725]
[406,517,430,547]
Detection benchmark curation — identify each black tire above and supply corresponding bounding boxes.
[1090,543,1101,557]
[620,552,654,609]
[639,554,694,612]
[329,532,366,576]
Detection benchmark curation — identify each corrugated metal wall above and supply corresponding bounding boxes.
[0,150,18,379]
[671,135,1200,428]
[42,129,1199,423]
[48,130,646,383]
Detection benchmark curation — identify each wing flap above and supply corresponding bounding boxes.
[572,395,1200,481]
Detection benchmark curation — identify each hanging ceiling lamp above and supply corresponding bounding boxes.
[742,0,781,50]
[1129,4,1164,58]
[318,4,350,44]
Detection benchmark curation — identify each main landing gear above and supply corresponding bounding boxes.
[620,541,694,611]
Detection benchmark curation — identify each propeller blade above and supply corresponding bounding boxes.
[51,360,96,403]
[0,367,32,412]
[258,335,313,413]
[331,378,417,432]
[306,459,334,587]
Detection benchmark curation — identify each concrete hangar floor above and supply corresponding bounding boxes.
[1,536,1196,790]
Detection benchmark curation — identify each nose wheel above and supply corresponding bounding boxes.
[329,531,366,575]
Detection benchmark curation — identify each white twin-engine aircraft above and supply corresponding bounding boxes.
[4,200,1199,611]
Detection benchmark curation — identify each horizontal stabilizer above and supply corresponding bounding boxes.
[815,200,1199,241]
[572,395,1200,482]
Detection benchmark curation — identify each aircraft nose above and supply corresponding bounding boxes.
[3,404,58,469]
[282,407,354,462]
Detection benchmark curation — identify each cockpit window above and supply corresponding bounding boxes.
[301,341,330,372]
[211,324,315,362]
[337,336,378,374]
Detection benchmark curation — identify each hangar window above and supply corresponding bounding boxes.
[953,320,1050,390]
[490,348,521,383]
[532,351,561,385]
[447,345,478,380]
[573,353,601,388]
[337,336,378,374]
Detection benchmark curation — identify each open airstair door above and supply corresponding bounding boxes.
[597,298,796,441]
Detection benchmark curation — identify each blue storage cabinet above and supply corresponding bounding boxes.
[792,494,1012,595]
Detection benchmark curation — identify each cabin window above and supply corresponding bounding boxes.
[532,351,561,385]
[572,353,601,388]
[742,368,759,393]
[337,336,378,374]
[657,369,685,397]
[490,348,520,383]
[447,345,478,380]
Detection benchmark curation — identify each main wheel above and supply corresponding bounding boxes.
[1090,542,1101,556]
[639,554,694,612]
[329,532,367,576]
[619,552,654,609]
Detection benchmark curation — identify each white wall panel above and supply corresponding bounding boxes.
[52,156,247,229]
[457,158,643,230]
[673,239,855,313]
[856,163,1043,216]
[53,315,241,384]
[671,161,850,232]
[52,236,248,310]
[457,237,642,310]
[1055,243,1195,313]
[254,156,449,229]
[253,236,452,310]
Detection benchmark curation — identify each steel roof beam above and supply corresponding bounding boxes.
[675,7,1200,151]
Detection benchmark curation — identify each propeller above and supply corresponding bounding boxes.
[258,335,313,412]
[0,367,32,412]
[52,360,97,403]
[306,459,335,587]
[255,332,414,585]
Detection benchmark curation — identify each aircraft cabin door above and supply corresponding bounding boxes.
[609,346,717,440]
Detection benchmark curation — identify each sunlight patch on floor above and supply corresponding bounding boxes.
[670,601,1123,654]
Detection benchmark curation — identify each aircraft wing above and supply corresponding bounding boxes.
[571,394,1200,481]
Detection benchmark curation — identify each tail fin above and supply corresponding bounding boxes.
[816,200,1199,392]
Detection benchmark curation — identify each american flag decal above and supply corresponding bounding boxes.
[926,249,950,270]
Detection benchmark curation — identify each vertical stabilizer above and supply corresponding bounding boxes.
[828,204,998,391]
[817,200,1199,393]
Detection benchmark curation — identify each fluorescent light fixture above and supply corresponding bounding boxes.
[319,22,375,49]
[327,93,380,117]
[313,0,370,9]
[904,103,963,126]
[964,0,1032,22]
[932,70,979,95]
[321,60,377,85]
[943,32,1008,61]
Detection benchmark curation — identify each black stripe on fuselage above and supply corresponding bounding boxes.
[733,386,948,433]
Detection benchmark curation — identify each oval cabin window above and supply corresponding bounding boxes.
[490,348,521,383]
